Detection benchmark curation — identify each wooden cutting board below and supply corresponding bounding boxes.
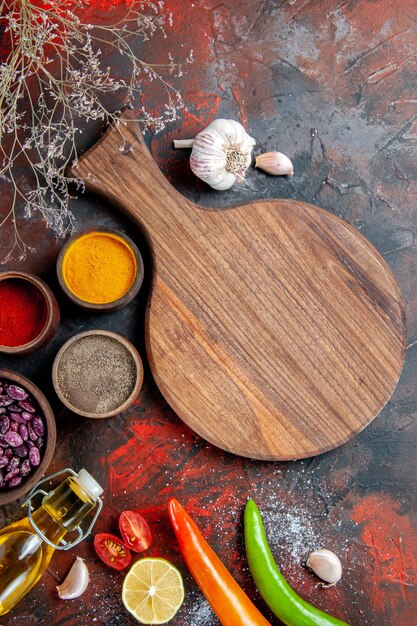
[68,110,405,460]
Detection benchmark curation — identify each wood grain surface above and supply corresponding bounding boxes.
[68,110,406,460]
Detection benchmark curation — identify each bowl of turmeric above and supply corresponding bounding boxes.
[56,228,144,312]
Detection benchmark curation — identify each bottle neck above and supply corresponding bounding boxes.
[30,476,96,547]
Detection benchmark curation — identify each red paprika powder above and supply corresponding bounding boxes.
[0,279,48,346]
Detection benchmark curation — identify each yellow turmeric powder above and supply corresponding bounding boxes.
[62,231,137,304]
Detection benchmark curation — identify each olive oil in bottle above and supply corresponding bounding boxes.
[0,469,102,615]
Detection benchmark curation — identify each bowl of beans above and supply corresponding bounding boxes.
[0,370,56,505]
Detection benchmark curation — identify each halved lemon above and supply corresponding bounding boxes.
[122,557,185,624]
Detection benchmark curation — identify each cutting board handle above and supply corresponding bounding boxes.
[68,109,191,234]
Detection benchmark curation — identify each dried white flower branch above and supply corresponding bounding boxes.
[0,0,192,261]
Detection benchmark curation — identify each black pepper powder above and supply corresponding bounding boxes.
[57,335,137,414]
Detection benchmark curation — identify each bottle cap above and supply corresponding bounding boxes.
[76,468,103,501]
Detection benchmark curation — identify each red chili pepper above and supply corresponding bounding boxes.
[168,498,272,626]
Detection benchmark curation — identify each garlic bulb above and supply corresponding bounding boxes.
[189,119,256,190]
[306,549,342,585]
[57,556,90,599]
[255,151,294,176]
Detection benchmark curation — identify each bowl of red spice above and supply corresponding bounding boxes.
[0,369,56,506]
[0,272,60,355]
[56,228,144,312]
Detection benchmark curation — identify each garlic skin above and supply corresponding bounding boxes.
[307,549,342,585]
[57,556,90,599]
[255,151,294,176]
[190,119,256,190]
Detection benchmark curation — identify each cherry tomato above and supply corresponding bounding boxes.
[94,533,131,570]
[119,510,152,553]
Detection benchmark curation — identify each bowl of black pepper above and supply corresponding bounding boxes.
[52,330,143,418]
[0,370,56,506]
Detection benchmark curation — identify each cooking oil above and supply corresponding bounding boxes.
[0,469,102,615]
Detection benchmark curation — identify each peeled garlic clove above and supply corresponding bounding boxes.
[173,139,194,148]
[190,118,256,190]
[57,556,89,599]
[255,151,294,176]
[306,549,342,585]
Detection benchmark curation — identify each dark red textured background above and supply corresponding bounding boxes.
[0,1,416,625]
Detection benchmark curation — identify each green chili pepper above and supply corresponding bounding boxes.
[244,499,350,626]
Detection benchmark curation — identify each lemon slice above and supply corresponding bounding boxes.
[122,557,185,624]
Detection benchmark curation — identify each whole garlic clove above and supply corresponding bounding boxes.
[306,549,342,585]
[255,151,294,176]
[190,119,256,190]
[57,556,90,599]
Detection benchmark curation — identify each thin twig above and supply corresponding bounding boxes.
[0,0,189,261]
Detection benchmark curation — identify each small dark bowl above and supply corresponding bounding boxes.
[52,330,143,418]
[56,228,144,312]
[0,369,57,506]
[0,272,60,355]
